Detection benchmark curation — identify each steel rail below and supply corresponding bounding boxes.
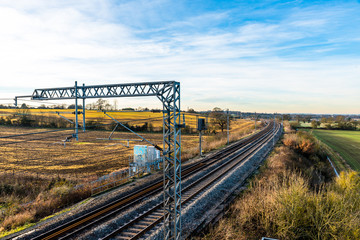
[101,123,280,240]
[30,123,274,240]
[67,129,274,240]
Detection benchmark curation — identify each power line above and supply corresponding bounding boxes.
[0,128,74,139]
[17,99,60,105]
[0,132,74,146]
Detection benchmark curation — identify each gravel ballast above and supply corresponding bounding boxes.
[148,126,282,240]
[6,127,278,240]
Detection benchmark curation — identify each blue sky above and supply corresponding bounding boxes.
[0,0,359,114]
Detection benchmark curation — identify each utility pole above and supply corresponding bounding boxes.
[82,83,86,133]
[199,130,203,157]
[255,112,257,131]
[273,113,275,147]
[75,81,79,140]
[227,109,229,145]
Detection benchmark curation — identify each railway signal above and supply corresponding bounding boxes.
[227,109,230,145]
[197,118,207,157]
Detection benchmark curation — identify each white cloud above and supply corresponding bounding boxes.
[0,1,359,114]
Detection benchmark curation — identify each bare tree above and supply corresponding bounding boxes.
[209,107,228,132]
[96,98,107,110]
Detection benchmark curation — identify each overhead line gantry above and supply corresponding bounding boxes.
[16,80,183,240]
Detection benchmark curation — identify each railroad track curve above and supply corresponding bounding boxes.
[29,121,279,240]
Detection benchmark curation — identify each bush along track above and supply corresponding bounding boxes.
[200,127,360,240]
[145,122,283,240]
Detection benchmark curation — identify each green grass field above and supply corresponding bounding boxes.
[311,129,360,171]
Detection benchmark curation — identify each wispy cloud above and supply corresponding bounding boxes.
[0,0,359,114]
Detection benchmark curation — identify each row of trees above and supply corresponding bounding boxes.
[309,118,359,130]
[6,99,161,112]
[0,109,72,128]
[0,107,234,135]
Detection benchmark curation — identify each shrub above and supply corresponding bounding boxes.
[0,178,91,232]
[202,147,360,240]
[1,210,35,230]
[283,131,320,156]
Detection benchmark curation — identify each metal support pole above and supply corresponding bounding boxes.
[104,112,161,150]
[13,95,32,107]
[227,109,229,145]
[26,81,182,239]
[161,82,181,240]
[273,113,275,147]
[75,81,79,140]
[82,83,86,132]
[56,112,74,124]
[199,130,202,157]
[255,112,257,130]
[108,124,119,140]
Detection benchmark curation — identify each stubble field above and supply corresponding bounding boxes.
[0,113,255,235]
[0,118,254,182]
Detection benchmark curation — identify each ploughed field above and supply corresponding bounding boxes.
[311,129,360,171]
[0,119,254,182]
[0,116,255,235]
[0,127,161,181]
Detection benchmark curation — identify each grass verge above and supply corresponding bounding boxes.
[199,128,360,240]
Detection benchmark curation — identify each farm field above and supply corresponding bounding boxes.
[296,121,360,130]
[0,118,255,232]
[311,129,360,171]
[0,119,254,182]
[0,109,203,129]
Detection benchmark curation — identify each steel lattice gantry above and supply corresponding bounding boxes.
[31,81,182,240]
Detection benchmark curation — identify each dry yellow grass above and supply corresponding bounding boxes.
[0,118,254,181]
[0,118,255,235]
[0,109,203,128]
[200,131,360,240]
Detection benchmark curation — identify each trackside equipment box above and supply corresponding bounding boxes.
[134,145,147,166]
[134,145,161,166]
[147,146,156,162]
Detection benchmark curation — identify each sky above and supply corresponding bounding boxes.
[0,0,359,114]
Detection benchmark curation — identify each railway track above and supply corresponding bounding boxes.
[29,121,278,240]
[101,122,281,240]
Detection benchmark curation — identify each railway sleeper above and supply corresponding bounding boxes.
[116,237,132,240]
[144,216,160,221]
[182,193,192,198]
[134,224,149,228]
[128,227,144,232]
[152,211,163,215]
[126,228,141,233]
[138,220,154,224]
[121,231,137,236]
